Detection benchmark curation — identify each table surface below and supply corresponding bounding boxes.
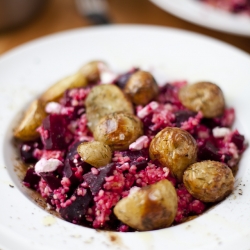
[0,0,249,56]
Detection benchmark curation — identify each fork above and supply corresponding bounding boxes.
[75,0,111,25]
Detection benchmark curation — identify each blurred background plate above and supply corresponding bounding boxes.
[150,0,250,37]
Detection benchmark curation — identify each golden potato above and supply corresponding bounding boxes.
[149,127,197,182]
[85,84,134,132]
[114,179,177,231]
[178,81,225,118]
[124,70,159,105]
[14,99,47,141]
[40,72,87,104]
[183,160,234,203]
[93,112,143,151]
[78,60,105,83]
[77,141,112,168]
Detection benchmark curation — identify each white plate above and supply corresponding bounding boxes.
[0,25,250,250]
[150,0,250,36]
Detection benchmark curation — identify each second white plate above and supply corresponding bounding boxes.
[150,0,250,36]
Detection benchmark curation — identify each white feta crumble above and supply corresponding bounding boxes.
[98,62,117,84]
[45,102,62,114]
[212,127,231,138]
[129,186,141,196]
[137,101,159,119]
[35,158,63,175]
[129,135,149,151]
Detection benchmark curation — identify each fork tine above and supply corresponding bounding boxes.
[75,0,111,24]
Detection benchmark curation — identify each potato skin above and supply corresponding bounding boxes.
[124,70,159,105]
[93,112,143,151]
[85,84,134,132]
[14,99,47,141]
[40,72,87,104]
[178,81,225,118]
[183,160,234,203]
[149,127,197,182]
[77,141,112,168]
[78,60,104,83]
[114,179,177,231]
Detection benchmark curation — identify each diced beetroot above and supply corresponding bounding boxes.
[158,83,183,106]
[201,118,220,129]
[39,172,61,190]
[59,190,92,223]
[131,160,148,171]
[20,140,43,163]
[65,140,92,172]
[42,114,69,150]
[63,159,74,179]
[114,67,139,89]
[121,149,149,162]
[231,3,246,13]
[174,110,197,127]
[66,140,83,162]
[23,167,41,189]
[83,163,116,195]
[62,159,82,191]
[198,140,221,161]
[232,133,245,150]
[141,113,154,129]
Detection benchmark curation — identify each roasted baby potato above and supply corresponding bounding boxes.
[124,70,159,105]
[149,127,197,182]
[77,141,112,168]
[78,60,104,83]
[14,99,47,141]
[114,179,177,231]
[183,160,234,203]
[40,72,87,104]
[93,112,143,151]
[85,84,134,132]
[178,81,225,118]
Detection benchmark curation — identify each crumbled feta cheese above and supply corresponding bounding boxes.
[129,135,149,151]
[212,127,231,138]
[45,102,62,114]
[129,186,141,196]
[137,101,159,119]
[35,158,63,175]
[98,62,117,84]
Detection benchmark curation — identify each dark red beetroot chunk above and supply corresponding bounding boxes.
[42,114,70,150]
[174,110,197,127]
[59,189,92,224]
[20,139,43,163]
[232,133,245,150]
[198,140,221,162]
[121,149,149,162]
[83,163,116,195]
[39,172,62,191]
[23,167,41,190]
[157,83,183,106]
[114,67,139,89]
[65,140,84,163]
[231,3,247,13]
[64,140,92,174]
